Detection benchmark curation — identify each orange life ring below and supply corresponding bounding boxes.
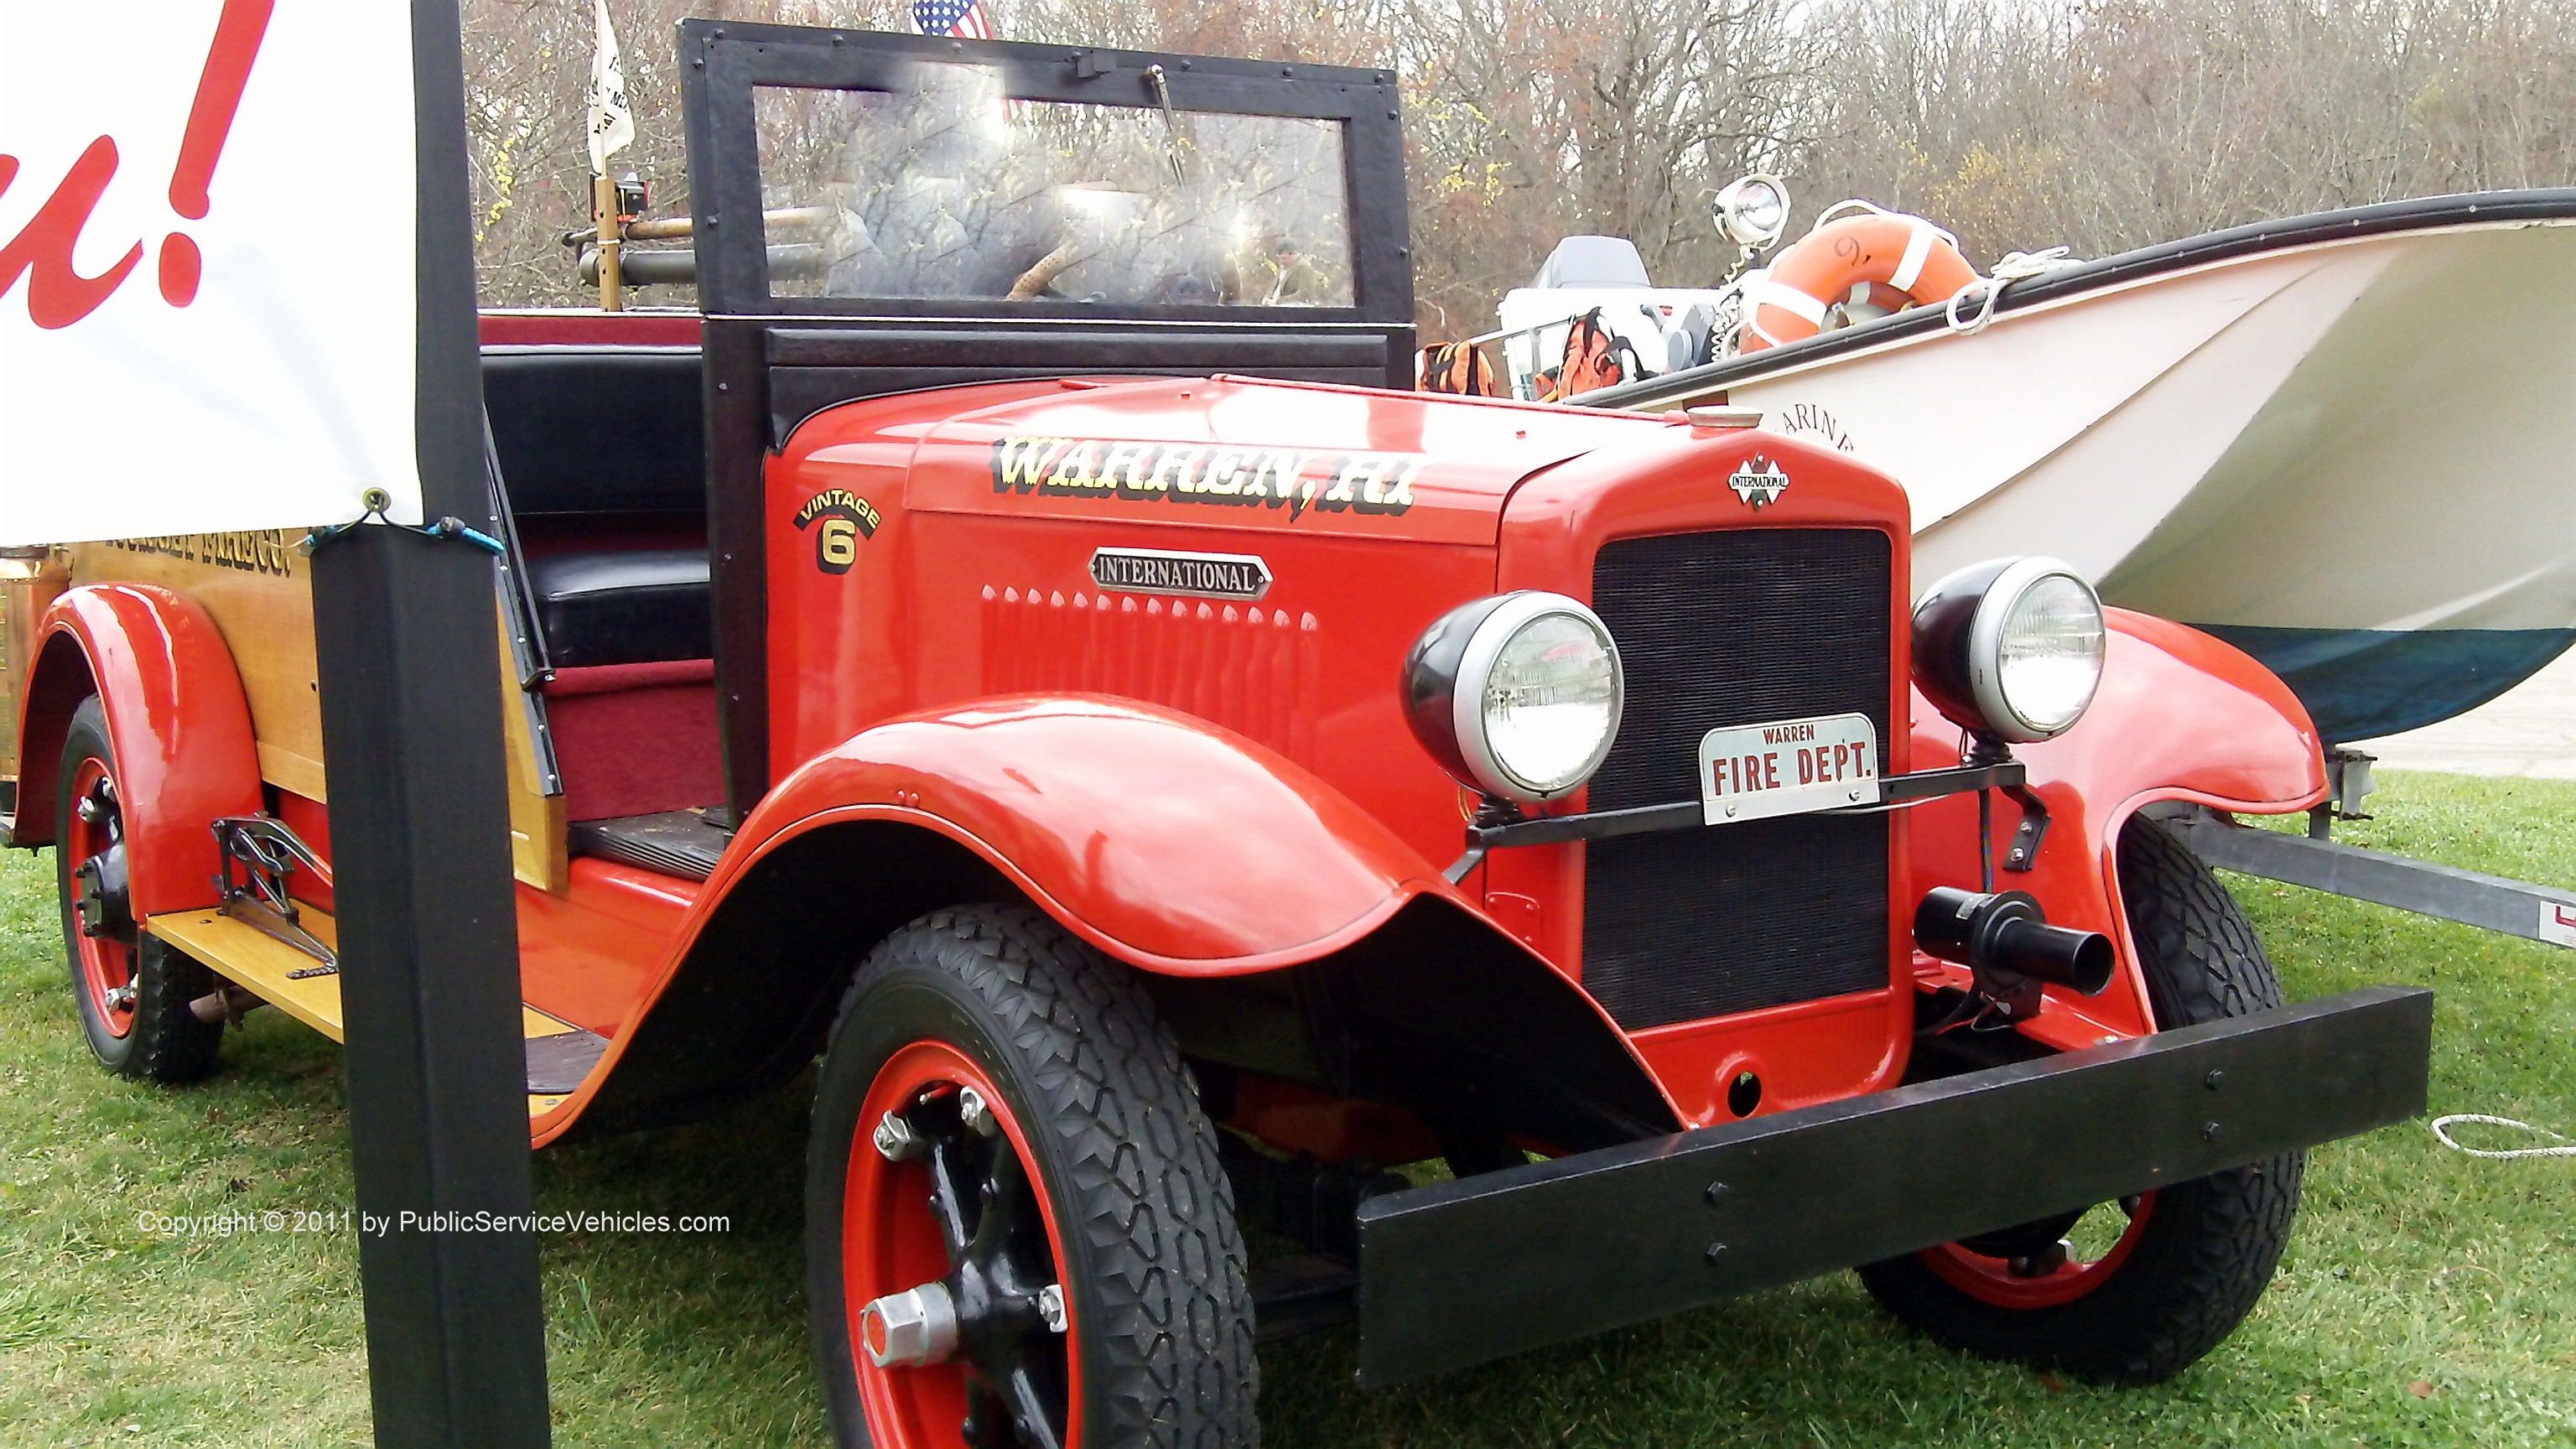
[1738,211,1979,353]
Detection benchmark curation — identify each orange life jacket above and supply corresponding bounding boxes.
[1538,309,1636,400]
[1417,340,1498,397]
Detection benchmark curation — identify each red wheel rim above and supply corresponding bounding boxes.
[844,1041,1082,1449]
[65,757,137,1041]
[1919,1192,2157,1309]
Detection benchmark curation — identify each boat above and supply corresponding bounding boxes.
[1499,191,2576,744]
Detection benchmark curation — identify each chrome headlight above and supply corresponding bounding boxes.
[1404,592,1624,802]
[1913,557,2106,744]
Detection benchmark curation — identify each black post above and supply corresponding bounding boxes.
[303,3,553,1445]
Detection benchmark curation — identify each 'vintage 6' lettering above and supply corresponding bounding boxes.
[793,489,880,575]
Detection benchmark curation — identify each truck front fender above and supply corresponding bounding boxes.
[736,695,1462,972]
[1908,609,2325,1041]
[568,696,1681,1149]
[13,585,262,919]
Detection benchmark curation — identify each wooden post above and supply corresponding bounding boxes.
[593,174,623,311]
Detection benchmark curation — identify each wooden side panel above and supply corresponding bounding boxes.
[67,533,325,799]
[1,548,71,785]
[59,534,571,892]
[496,610,569,893]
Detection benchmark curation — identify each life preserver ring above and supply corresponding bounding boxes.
[1737,209,1979,353]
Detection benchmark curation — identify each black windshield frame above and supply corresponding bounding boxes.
[679,21,1415,324]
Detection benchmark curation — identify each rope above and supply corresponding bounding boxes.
[299,487,506,558]
[2429,1113,2576,1159]
[1945,278,2002,335]
[1990,246,2082,280]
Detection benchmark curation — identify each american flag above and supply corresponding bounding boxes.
[912,0,995,39]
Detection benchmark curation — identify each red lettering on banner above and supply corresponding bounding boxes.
[158,0,274,305]
[0,140,142,328]
[0,0,273,325]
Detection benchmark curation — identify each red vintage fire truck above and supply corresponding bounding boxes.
[0,23,2428,1449]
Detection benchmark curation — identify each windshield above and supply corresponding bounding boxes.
[753,68,1355,308]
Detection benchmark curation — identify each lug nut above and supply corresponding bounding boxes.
[873,1111,927,1161]
[957,1087,998,1138]
[860,1282,960,1368]
[1036,1283,1067,1333]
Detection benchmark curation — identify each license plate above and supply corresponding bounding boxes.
[1699,712,1880,825]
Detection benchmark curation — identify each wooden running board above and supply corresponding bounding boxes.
[146,906,610,1119]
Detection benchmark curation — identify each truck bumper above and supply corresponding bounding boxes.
[1353,985,2432,1385]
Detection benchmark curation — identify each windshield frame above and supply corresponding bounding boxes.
[680,23,1414,324]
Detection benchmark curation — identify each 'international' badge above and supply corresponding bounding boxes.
[1727,455,1790,508]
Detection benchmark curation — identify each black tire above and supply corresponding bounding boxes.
[55,697,224,1083]
[1858,816,2304,1383]
[806,903,1258,1448]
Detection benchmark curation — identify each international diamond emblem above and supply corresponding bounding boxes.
[1727,454,1790,508]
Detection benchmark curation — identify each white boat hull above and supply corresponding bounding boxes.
[1597,200,2576,742]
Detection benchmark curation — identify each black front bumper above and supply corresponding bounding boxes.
[1354,985,2433,1385]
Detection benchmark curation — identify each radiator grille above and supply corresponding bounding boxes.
[1581,529,1894,1029]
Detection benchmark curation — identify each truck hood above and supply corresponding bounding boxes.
[898,374,1670,547]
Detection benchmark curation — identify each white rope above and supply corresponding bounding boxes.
[1810,197,1895,230]
[1992,245,2081,280]
[2429,1113,2576,1159]
[1945,278,2002,335]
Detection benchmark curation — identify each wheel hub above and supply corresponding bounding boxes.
[859,1075,1072,1449]
[71,776,132,941]
[863,1281,961,1368]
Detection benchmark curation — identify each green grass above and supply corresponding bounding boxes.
[3,771,2572,1446]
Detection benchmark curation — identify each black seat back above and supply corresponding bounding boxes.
[482,349,705,516]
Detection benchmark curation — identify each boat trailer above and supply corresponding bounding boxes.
[2156,750,2576,951]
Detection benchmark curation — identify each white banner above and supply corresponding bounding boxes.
[0,0,420,546]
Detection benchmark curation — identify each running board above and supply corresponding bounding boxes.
[146,906,613,1116]
[569,809,729,881]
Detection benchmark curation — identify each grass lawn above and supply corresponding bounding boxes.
[3,771,2571,1446]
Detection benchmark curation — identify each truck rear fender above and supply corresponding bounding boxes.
[1907,609,2325,1039]
[572,697,1679,1146]
[10,586,262,918]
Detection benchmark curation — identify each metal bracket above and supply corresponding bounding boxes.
[1999,782,2050,872]
[2309,747,2377,838]
[1457,760,2029,861]
[210,816,338,976]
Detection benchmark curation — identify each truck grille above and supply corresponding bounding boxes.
[1581,529,1894,1030]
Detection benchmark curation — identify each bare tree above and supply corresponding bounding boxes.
[1794,0,2576,267]
[463,0,2576,334]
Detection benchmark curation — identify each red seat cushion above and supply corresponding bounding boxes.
[543,660,724,822]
